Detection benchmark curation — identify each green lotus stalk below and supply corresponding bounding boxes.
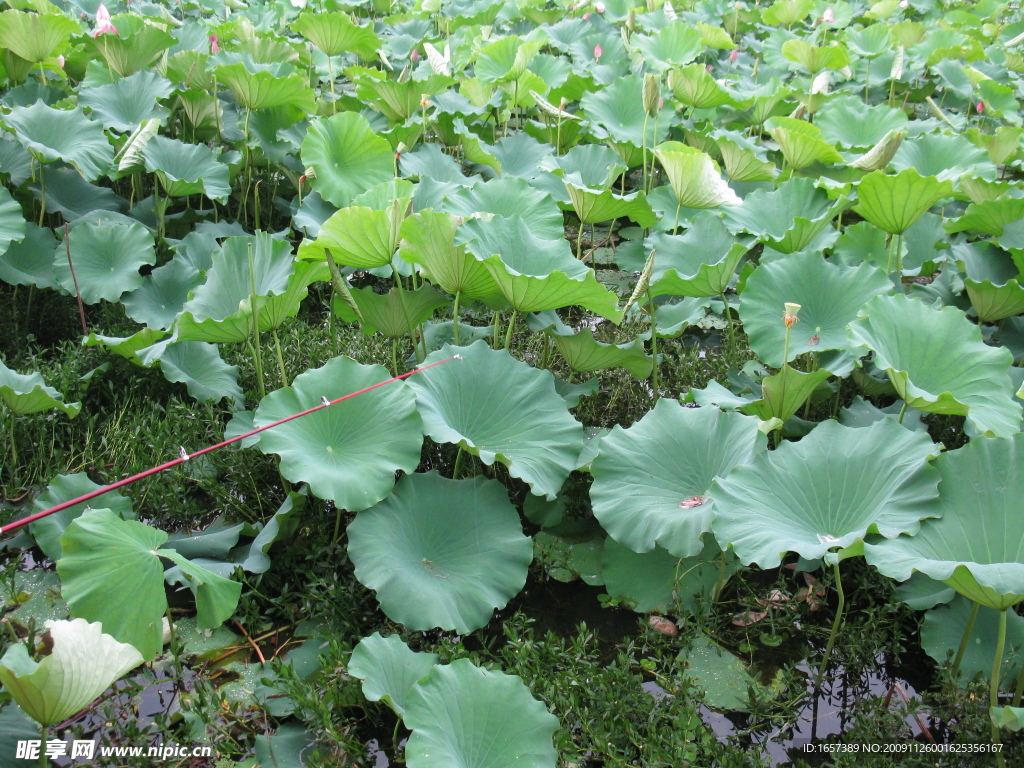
[452,290,461,345]
[246,242,266,399]
[992,607,1008,764]
[272,329,288,388]
[392,271,421,363]
[327,54,336,115]
[503,310,518,350]
[815,558,845,687]
[951,600,980,680]
[648,287,660,403]
[642,74,659,193]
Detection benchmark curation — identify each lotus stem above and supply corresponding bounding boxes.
[247,243,267,399]
[37,160,46,227]
[503,310,518,350]
[392,272,421,363]
[492,310,501,349]
[952,600,980,680]
[897,401,908,424]
[452,291,461,345]
[333,507,343,545]
[575,223,584,260]
[272,329,288,388]
[390,338,399,377]
[7,416,17,489]
[648,287,660,403]
[452,446,465,479]
[327,55,336,115]
[1012,653,1024,707]
[815,559,846,688]
[720,291,736,350]
[672,203,682,235]
[641,112,650,192]
[540,334,552,369]
[991,608,1008,760]
[38,724,48,768]
[64,223,88,337]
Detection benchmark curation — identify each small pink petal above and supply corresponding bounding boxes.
[594,43,602,60]
[822,6,835,23]
[729,49,738,63]
[582,11,590,18]
[976,101,985,114]
[209,35,219,54]
[411,48,420,62]
[96,3,111,23]
[57,55,65,68]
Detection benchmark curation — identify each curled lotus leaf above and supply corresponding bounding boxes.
[348,472,533,633]
[653,142,741,209]
[2,102,113,182]
[348,634,439,718]
[864,434,1024,610]
[253,356,422,511]
[0,358,80,417]
[711,419,941,569]
[403,659,559,768]
[590,401,766,557]
[408,341,585,500]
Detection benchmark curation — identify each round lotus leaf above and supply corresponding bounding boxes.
[738,251,891,367]
[300,112,394,208]
[711,419,941,569]
[2,102,113,182]
[0,358,80,417]
[852,168,954,235]
[398,211,500,301]
[920,595,1024,687]
[30,472,135,562]
[849,294,1022,438]
[0,222,56,290]
[253,356,421,511]
[78,71,174,133]
[51,218,156,305]
[291,12,381,59]
[0,10,78,65]
[403,658,559,768]
[653,142,741,208]
[590,401,767,557]
[722,177,844,254]
[347,472,533,633]
[864,434,1024,610]
[408,341,585,500]
[348,633,439,717]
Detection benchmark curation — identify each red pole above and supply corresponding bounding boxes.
[1,356,458,536]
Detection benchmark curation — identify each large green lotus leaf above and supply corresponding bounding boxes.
[0,223,56,290]
[174,234,303,343]
[57,509,169,660]
[965,279,1024,324]
[348,633,439,717]
[0,619,142,727]
[409,342,585,500]
[711,419,941,569]
[603,536,739,614]
[739,252,891,367]
[84,15,175,77]
[632,23,703,71]
[580,74,673,148]
[82,328,167,366]
[550,329,652,378]
[333,284,449,338]
[653,142,741,209]
[291,11,380,58]
[0,9,77,64]
[849,294,1021,437]
[78,71,173,133]
[214,62,315,112]
[458,215,622,321]
[815,98,908,149]
[297,206,396,268]
[301,112,394,208]
[668,64,736,110]
[853,168,954,235]
[721,177,844,253]
[398,211,499,301]
[444,177,564,240]
[122,258,203,331]
[0,184,26,257]
[158,549,242,631]
[765,117,843,169]
[51,218,155,304]
[565,184,656,227]
[945,199,1024,238]
[541,143,627,190]
[0,358,80,417]
[780,39,850,72]
[921,596,1024,687]
[142,136,231,203]
[253,356,421,510]
[30,473,135,562]
[403,659,558,768]
[0,702,39,766]
[348,67,455,123]
[591,401,766,557]
[348,472,533,632]
[136,339,244,406]
[2,102,112,182]
[892,133,994,183]
[715,132,777,182]
[747,366,834,423]
[647,215,749,298]
[865,435,1024,610]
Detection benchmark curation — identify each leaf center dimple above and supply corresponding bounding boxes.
[679,496,705,509]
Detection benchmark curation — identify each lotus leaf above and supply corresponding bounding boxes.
[142,136,231,202]
[739,252,891,367]
[565,184,656,227]
[632,24,703,71]
[591,400,766,557]
[2,102,113,182]
[409,342,584,500]
[816,99,909,149]
[0,619,143,726]
[646,215,749,298]
[0,222,56,290]
[458,215,622,321]
[291,12,380,59]
[214,62,315,112]
[445,177,564,240]
[853,168,954,235]
[781,40,850,72]
[715,133,776,182]
[51,217,155,305]
[333,284,449,338]
[78,71,174,133]
[253,356,420,510]
[0,9,78,64]
[300,112,394,208]
[722,178,845,254]
[580,74,673,148]
[688,364,833,424]
[137,340,244,406]
[864,434,1024,610]
[122,258,203,330]
[668,64,736,110]
[654,142,741,209]
[297,206,397,268]
[348,472,532,632]
[848,294,1022,437]
[534,517,604,584]
[766,117,843,169]
[82,329,167,366]
[546,328,652,378]
[348,633,439,716]
[921,596,1024,686]
[84,15,175,78]
[403,659,559,768]
[58,509,241,660]
[398,211,500,301]
[711,419,940,568]
[0,358,80,417]
[30,473,135,562]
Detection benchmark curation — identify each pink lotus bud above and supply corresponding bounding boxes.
[977,101,985,114]
[582,11,589,18]
[594,43,602,60]
[706,64,714,72]
[658,98,664,109]
[729,49,738,63]
[411,48,420,62]
[595,1,605,11]
[209,35,219,55]
[92,3,118,37]
[822,6,835,23]
[57,55,65,68]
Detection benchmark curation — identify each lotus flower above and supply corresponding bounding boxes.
[595,1,606,11]
[92,3,117,37]
[594,43,602,61]
[411,48,420,62]
[822,6,835,23]
[729,49,738,63]
[209,35,219,54]
[976,101,985,114]
[57,55,65,68]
